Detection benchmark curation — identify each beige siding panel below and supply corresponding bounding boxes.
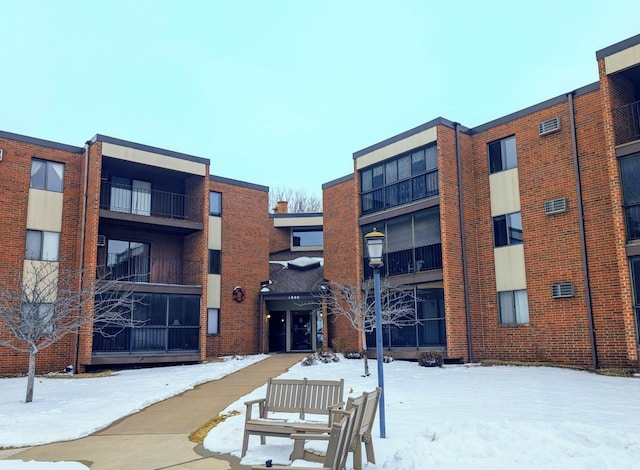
[102,142,207,176]
[489,168,521,216]
[208,217,222,249]
[355,127,437,170]
[207,274,221,308]
[494,244,527,292]
[23,261,59,302]
[604,43,640,74]
[26,189,64,232]
[273,216,323,227]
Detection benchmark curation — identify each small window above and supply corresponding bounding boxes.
[30,159,64,192]
[499,290,529,324]
[209,191,222,216]
[493,212,522,247]
[293,229,323,248]
[488,136,517,174]
[208,249,221,274]
[21,303,55,335]
[25,230,60,261]
[207,308,219,334]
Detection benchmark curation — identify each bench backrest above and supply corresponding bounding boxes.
[324,407,357,470]
[264,377,344,419]
[358,387,381,442]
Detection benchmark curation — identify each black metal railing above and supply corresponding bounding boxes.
[99,257,202,285]
[364,243,442,278]
[92,325,200,353]
[613,100,640,146]
[361,170,438,215]
[100,181,203,222]
[635,306,640,344]
[366,317,447,348]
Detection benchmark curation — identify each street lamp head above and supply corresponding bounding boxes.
[364,228,385,269]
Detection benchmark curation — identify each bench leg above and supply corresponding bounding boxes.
[353,444,363,470]
[363,435,376,464]
[242,430,250,457]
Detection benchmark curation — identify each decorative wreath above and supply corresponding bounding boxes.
[232,286,246,302]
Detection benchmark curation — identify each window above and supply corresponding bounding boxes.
[499,290,529,324]
[493,212,523,247]
[208,249,221,274]
[209,191,222,216]
[25,230,60,261]
[109,177,151,215]
[21,303,55,335]
[106,240,150,282]
[620,153,640,241]
[360,143,438,214]
[488,136,517,174]
[30,159,64,192]
[207,308,219,334]
[292,229,323,247]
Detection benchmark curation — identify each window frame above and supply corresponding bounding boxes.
[30,158,64,192]
[498,290,529,325]
[493,212,523,247]
[25,230,60,261]
[207,308,220,335]
[209,191,222,216]
[208,249,221,274]
[488,135,517,174]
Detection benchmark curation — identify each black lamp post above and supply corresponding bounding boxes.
[364,227,386,438]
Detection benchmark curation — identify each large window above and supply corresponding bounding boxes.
[107,240,150,282]
[362,207,442,278]
[292,229,323,248]
[631,257,640,342]
[209,191,222,216]
[25,230,60,261]
[109,177,151,215]
[493,212,523,247]
[488,136,517,174]
[30,159,64,192]
[498,290,529,324]
[620,153,640,241]
[360,144,438,214]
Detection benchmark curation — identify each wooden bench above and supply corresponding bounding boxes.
[242,377,345,457]
[251,407,357,470]
[290,387,381,470]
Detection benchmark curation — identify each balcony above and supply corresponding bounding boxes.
[364,243,442,278]
[92,325,200,354]
[100,180,203,222]
[613,100,640,146]
[99,256,202,285]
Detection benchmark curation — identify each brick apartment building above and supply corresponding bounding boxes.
[1,33,639,375]
[323,33,640,369]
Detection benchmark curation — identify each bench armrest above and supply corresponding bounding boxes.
[244,398,266,420]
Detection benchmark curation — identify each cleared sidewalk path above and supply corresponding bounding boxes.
[3,354,307,470]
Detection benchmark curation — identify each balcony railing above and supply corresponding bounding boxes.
[364,243,443,278]
[99,257,202,285]
[613,100,640,146]
[100,181,203,222]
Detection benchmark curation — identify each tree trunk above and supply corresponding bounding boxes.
[25,349,36,403]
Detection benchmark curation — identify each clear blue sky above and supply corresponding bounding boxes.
[2,1,638,198]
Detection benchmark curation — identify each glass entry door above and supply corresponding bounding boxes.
[290,311,312,351]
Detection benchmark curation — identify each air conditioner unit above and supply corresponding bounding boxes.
[101,170,109,181]
[552,283,574,299]
[97,234,106,247]
[544,198,567,215]
[538,117,561,136]
[0,149,3,161]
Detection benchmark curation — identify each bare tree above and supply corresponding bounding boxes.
[0,262,139,403]
[269,186,322,213]
[317,280,420,376]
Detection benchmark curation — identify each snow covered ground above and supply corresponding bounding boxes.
[1,354,639,469]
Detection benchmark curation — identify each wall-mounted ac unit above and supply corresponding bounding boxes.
[552,283,574,299]
[101,170,109,181]
[544,198,567,215]
[0,149,3,161]
[97,234,106,247]
[538,117,561,136]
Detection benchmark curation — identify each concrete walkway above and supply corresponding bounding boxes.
[1,354,307,470]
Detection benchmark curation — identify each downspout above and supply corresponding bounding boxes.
[454,123,473,362]
[568,92,599,369]
[73,141,91,373]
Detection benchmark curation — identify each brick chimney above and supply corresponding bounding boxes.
[274,201,289,214]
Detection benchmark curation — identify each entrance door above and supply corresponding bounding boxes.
[290,311,312,351]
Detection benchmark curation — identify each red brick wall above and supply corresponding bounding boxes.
[206,179,269,357]
[0,136,84,375]
[322,174,361,352]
